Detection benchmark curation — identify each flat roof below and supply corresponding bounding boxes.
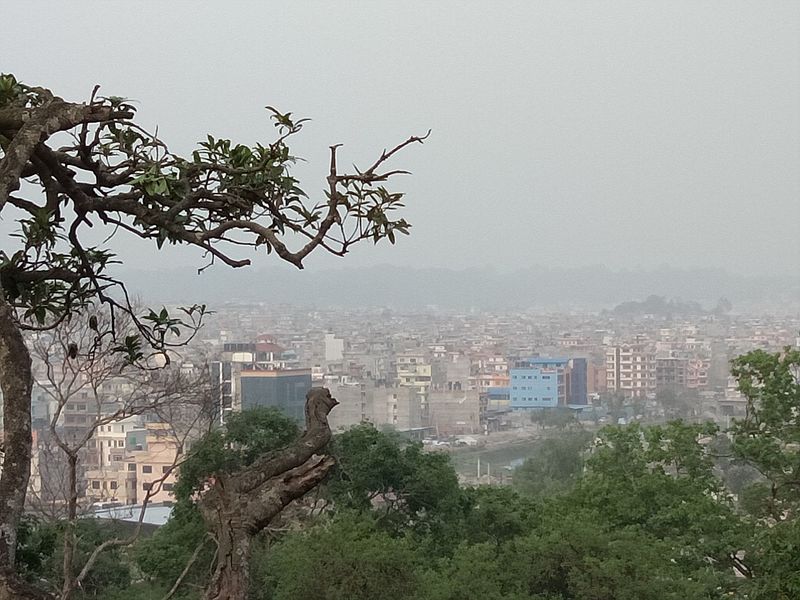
[89,504,173,526]
[240,369,312,378]
[520,358,569,364]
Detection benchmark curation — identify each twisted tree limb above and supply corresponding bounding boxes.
[197,388,338,600]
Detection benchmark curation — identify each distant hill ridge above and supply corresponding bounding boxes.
[117,264,799,311]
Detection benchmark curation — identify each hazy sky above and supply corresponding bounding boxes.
[3,1,799,277]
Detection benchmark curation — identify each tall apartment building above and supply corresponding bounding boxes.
[83,421,180,506]
[655,356,689,389]
[654,355,709,391]
[395,350,432,411]
[565,358,588,405]
[605,343,657,398]
[687,358,710,389]
[510,358,567,409]
[239,369,312,423]
[124,423,180,505]
[210,336,305,422]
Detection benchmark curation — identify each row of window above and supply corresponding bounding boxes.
[88,439,125,448]
[512,374,552,380]
[126,464,171,474]
[512,386,552,391]
[142,482,174,491]
[91,480,118,490]
[91,481,175,492]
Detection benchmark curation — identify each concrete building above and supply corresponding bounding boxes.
[327,381,422,432]
[485,387,510,410]
[87,415,143,470]
[427,389,480,436]
[239,369,312,423]
[687,358,710,389]
[395,350,433,410]
[211,337,306,422]
[655,356,689,390]
[85,465,137,506]
[125,423,180,505]
[324,333,345,363]
[510,358,568,409]
[374,386,422,431]
[566,358,588,405]
[605,343,656,398]
[327,381,372,431]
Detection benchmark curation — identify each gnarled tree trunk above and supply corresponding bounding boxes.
[0,290,51,599]
[199,388,338,600]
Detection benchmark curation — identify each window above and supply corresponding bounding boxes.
[142,465,152,474]
[127,463,136,471]
[162,466,170,474]
[117,440,125,448]
[110,481,117,490]
[91,481,100,490]
[163,483,174,492]
[142,483,152,491]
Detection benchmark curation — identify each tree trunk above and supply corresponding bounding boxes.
[198,387,339,600]
[0,289,38,599]
[60,454,79,600]
[202,517,251,600]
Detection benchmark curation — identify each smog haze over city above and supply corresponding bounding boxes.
[1,3,799,599]
[3,1,798,304]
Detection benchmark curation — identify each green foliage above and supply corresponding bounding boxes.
[730,348,800,519]
[174,407,299,502]
[135,407,298,595]
[528,407,580,429]
[135,502,211,593]
[513,431,591,497]
[21,349,800,599]
[326,424,465,544]
[460,486,540,547]
[745,517,800,599]
[656,387,701,419]
[425,516,719,600]
[14,517,58,583]
[567,421,748,584]
[16,519,132,598]
[262,514,421,600]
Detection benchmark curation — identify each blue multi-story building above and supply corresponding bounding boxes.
[510,358,568,409]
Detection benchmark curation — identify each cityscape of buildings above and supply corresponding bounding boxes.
[17,301,800,513]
